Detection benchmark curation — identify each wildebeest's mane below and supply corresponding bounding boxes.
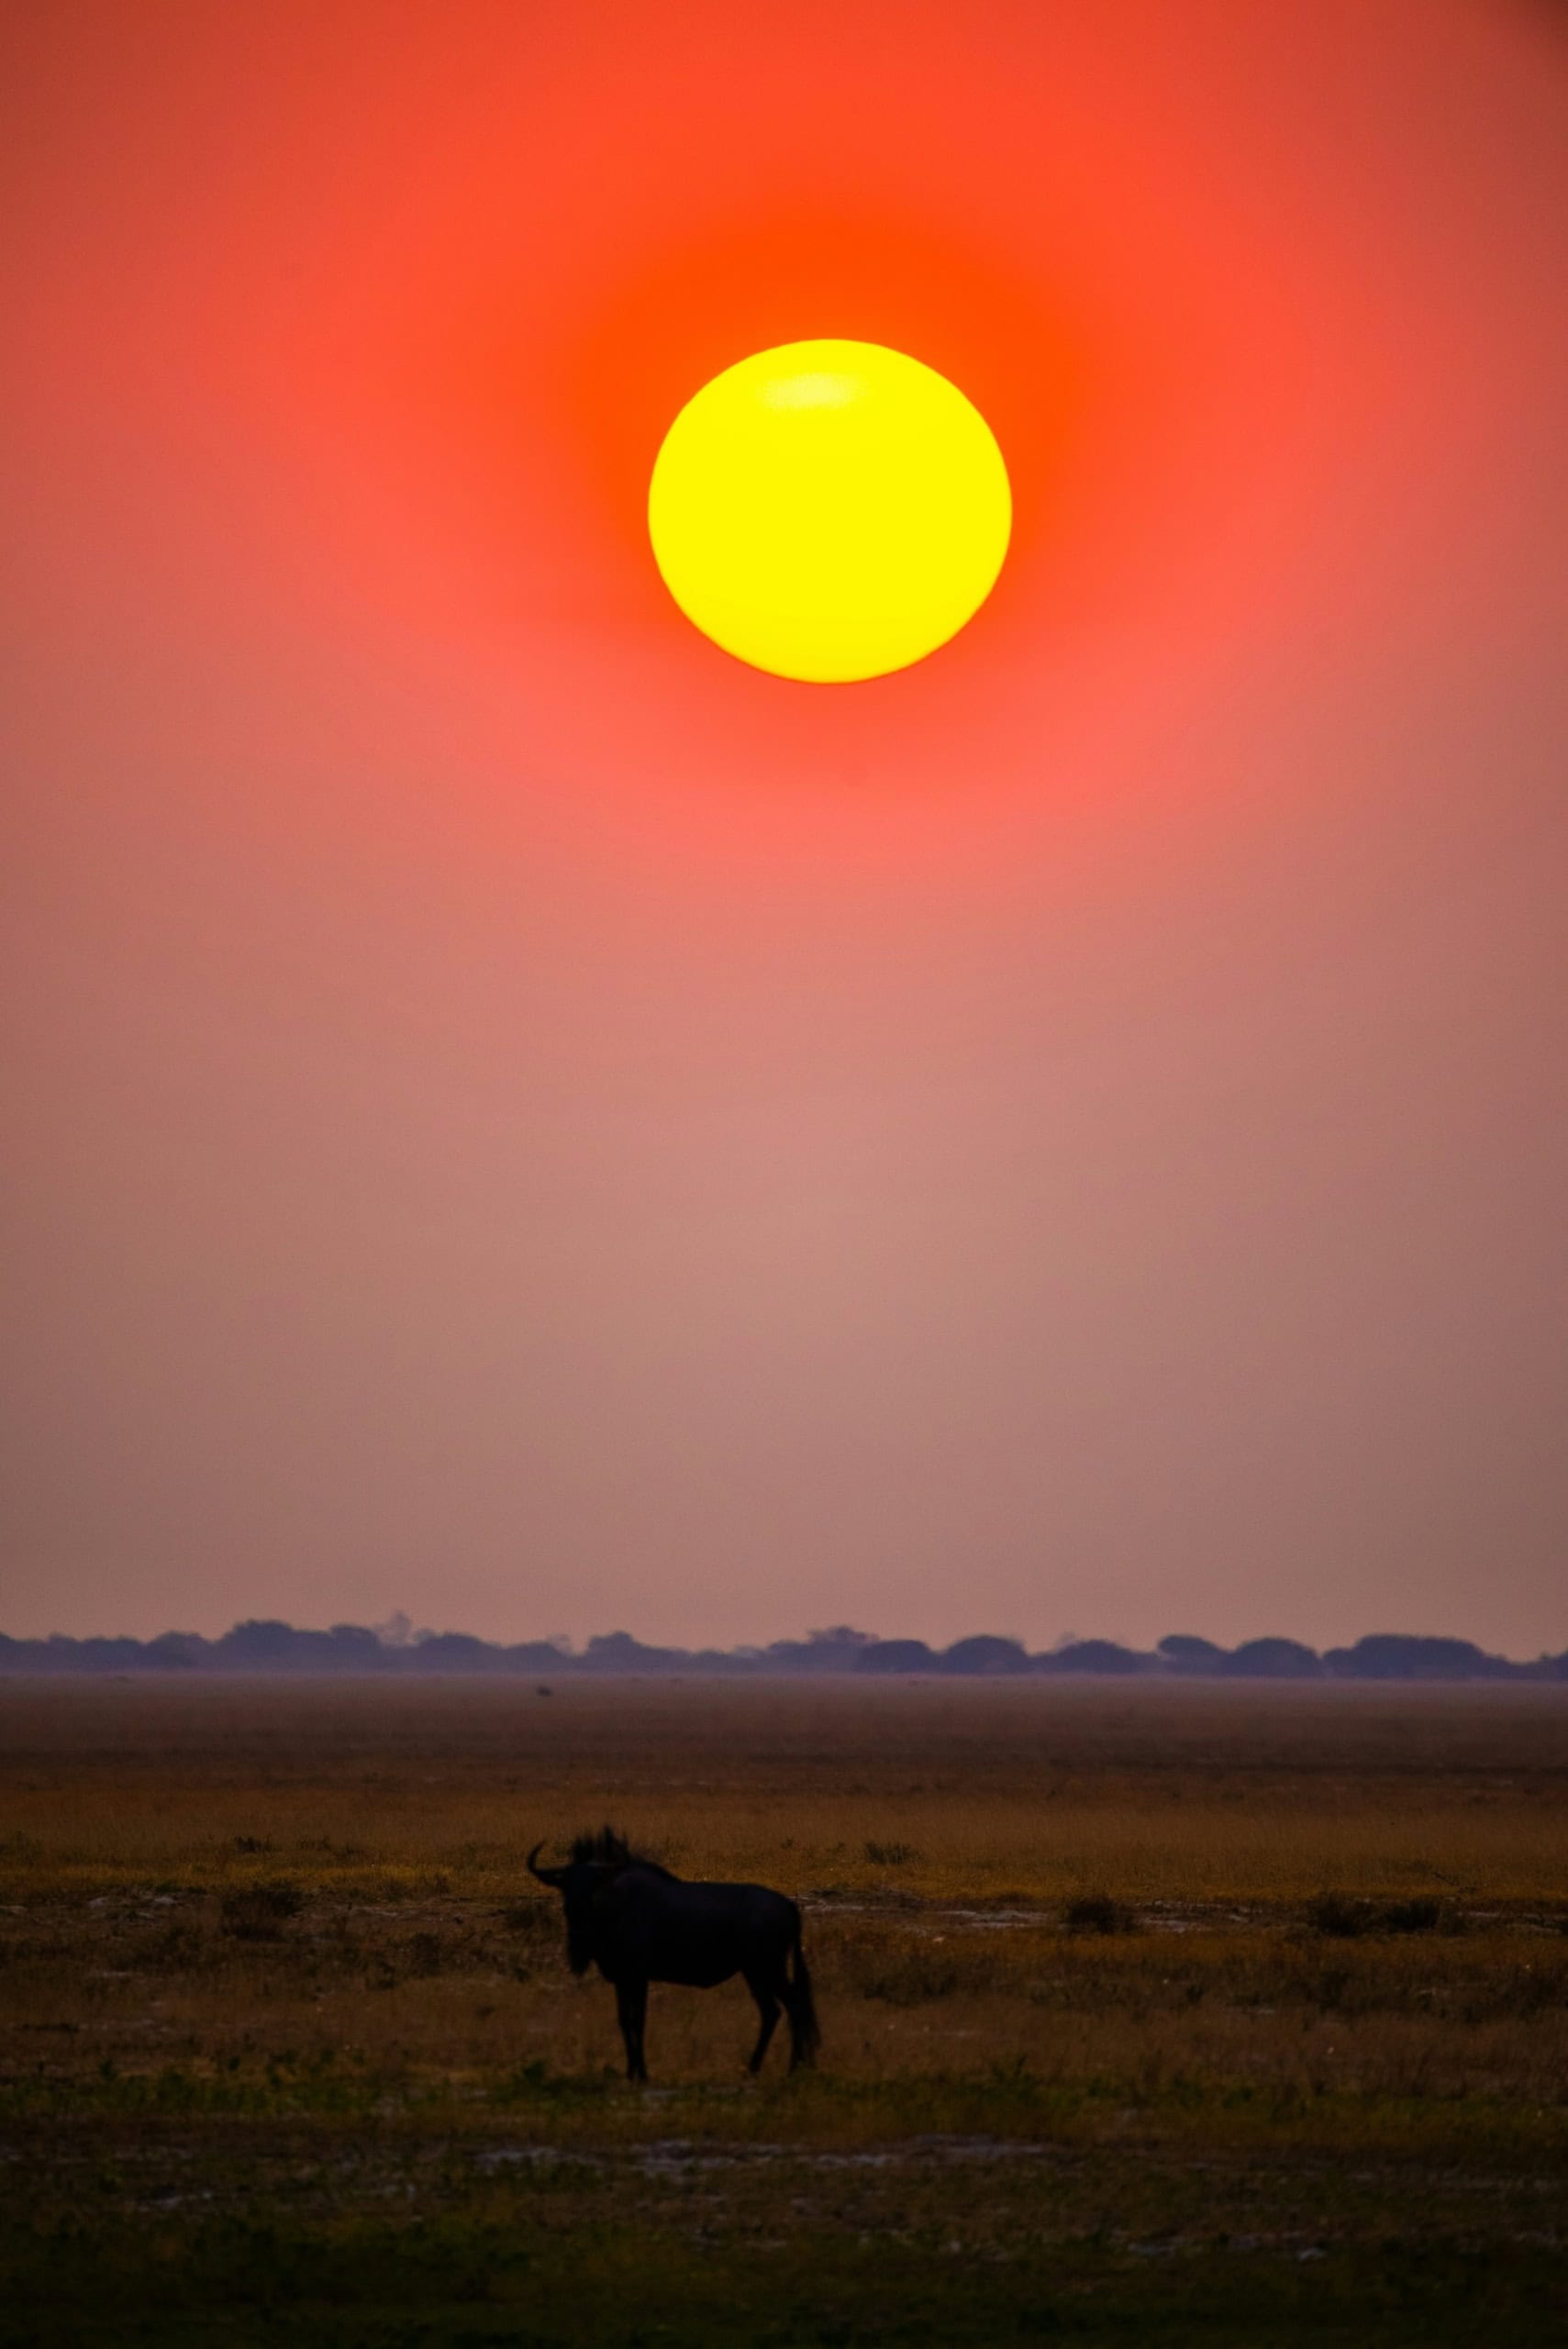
[569,1825,675,1876]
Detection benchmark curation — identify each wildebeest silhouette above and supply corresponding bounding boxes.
[527,1828,819,2082]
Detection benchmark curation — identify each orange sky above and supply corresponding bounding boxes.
[4,1,1566,1652]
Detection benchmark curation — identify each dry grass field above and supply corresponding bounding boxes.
[2,1675,1566,2344]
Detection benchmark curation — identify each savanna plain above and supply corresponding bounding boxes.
[1,1676,1564,2345]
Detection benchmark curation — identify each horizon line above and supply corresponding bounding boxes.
[3,1620,1565,1683]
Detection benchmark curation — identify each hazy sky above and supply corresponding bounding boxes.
[4,1,1565,1654]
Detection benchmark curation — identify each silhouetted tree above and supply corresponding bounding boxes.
[1323,1634,1515,1681]
[854,1640,936,1674]
[1222,1638,1322,1679]
[1036,1641,1150,1675]
[942,1635,1029,1675]
[411,1631,500,1671]
[143,1631,205,1669]
[217,1620,310,1667]
[1158,1634,1229,1674]
[583,1631,691,1673]
[764,1627,877,1672]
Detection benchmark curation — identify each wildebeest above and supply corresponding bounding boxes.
[527,1828,820,2082]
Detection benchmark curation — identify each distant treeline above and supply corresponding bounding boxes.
[2,1621,1564,1681]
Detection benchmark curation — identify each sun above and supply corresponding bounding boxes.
[647,340,1012,684]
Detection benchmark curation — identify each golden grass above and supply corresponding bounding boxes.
[2,1675,1564,2136]
[4,1675,1565,1904]
[3,1675,1566,2349]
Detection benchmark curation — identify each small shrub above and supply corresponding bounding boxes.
[1307,1893,1450,1937]
[406,1932,444,1976]
[1064,1895,1136,1935]
[220,1880,304,1940]
[863,1841,918,1866]
[1382,1897,1443,1935]
[1306,1894,1375,1938]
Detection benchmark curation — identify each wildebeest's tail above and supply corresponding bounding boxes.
[789,1917,821,2063]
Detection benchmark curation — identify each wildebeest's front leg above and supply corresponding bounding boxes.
[615,1975,649,2081]
[743,1969,784,2074]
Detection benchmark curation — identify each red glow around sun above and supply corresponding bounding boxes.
[3,0,1515,889]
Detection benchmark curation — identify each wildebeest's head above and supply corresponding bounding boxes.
[527,1828,636,1976]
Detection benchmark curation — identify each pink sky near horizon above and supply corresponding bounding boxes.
[3,1,1566,1654]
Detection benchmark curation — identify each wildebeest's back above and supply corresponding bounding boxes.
[595,1867,799,1988]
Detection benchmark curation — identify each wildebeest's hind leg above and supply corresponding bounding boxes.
[615,1976,649,2082]
[783,1936,819,2071]
[743,1969,785,2074]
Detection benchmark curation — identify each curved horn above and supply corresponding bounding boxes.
[527,1840,565,1887]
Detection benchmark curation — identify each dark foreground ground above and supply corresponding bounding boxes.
[2,1675,1565,2343]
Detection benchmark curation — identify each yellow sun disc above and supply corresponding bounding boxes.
[648,340,1012,684]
